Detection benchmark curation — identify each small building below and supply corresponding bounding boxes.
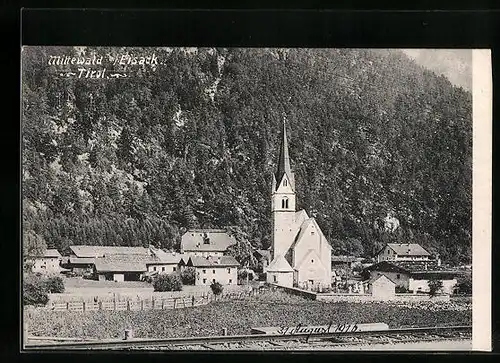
[368,274,396,300]
[180,229,237,257]
[146,248,188,276]
[60,257,96,275]
[363,261,460,294]
[409,271,459,294]
[362,261,411,290]
[331,255,358,270]
[376,243,431,263]
[185,255,239,286]
[93,258,147,282]
[30,249,62,274]
[266,255,294,287]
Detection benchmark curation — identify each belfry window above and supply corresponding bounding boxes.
[281,198,289,209]
[283,179,287,186]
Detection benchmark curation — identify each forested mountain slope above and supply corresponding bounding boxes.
[22,47,472,264]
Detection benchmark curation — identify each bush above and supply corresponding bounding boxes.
[153,273,183,292]
[210,281,223,296]
[395,285,409,293]
[45,276,65,293]
[180,267,196,285]
[428,279,444,296]
[457,276,472,295]
[23,274,49,306]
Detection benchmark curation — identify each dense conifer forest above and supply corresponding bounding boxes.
[22,47,472,264]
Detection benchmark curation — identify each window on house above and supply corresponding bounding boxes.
[227,268,231,274]
[153,266,157,271]
[273,275,277,282]
[213,270,216,274]
[173,267,177,272]
[229,279,232,284]
[311,259,314,263]
[162,267,165,272]
[203,278,207,284]
[212,279,216,284]
[311,231,315,235]
[396,274,400,279]
[203,269,206,274]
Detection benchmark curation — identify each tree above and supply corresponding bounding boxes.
[457,275,472,295]
[23,274,49,306]
[210,281,223,296]
[180,267,196,285]
[45,276,65,293]
[153,273,183,292]
[23,230,47,271]
[428,279,444,296]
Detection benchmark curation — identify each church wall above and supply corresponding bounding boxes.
[267,271,294,287]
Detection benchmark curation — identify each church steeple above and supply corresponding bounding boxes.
[275,117,294,190]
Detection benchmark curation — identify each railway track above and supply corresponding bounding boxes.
[25,325,471,350]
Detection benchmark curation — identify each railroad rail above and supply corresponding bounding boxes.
[25,325,471,350]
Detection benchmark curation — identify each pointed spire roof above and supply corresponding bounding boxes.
[275,117,293,189]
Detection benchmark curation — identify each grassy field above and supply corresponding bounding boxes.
[26,291,472,340]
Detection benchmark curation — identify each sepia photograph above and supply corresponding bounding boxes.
[21,46,486,351]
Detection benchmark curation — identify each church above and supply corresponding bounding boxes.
[266,120,332,290]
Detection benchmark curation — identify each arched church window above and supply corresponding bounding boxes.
[282,198,289,209]
[283,179,287,186]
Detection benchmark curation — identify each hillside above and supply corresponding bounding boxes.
[21,47,472,265]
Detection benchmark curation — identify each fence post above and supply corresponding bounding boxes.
[161,299,164,309]
[127,301,130,311]
[66,302,69,311]
[192,296,195,307]
[83,302,86,312]
[99,301,102,310]
[114,299,117,311]
[173,298,177,309]
[152,299,155,310]
[141,300,144,311]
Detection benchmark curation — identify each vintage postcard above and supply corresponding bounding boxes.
[21,46,491,351]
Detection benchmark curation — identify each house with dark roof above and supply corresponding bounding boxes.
[180,229,237,257]
[376,243,431,263]
[183,255,240,286]
[29,249,62,275]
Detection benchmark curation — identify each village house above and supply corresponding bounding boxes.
[362,260,460,294]
[180,229,237,257]
[266,119,332,289]
[29,249,62,274]
[60,257,96,275]
[376,243,432,263]
[62,245,152,280]
[182,255,239,286]
[146,248,189,276]
[366,274,397,300]
[93,258,148,282]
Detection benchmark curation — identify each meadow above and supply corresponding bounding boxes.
[26,291,472,340]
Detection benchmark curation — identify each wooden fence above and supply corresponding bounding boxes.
[46,289,262,312]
